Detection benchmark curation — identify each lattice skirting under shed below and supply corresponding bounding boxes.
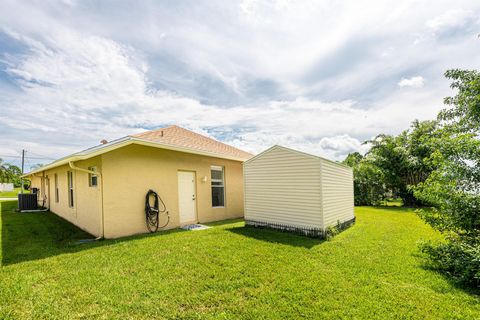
[245,217,356,239]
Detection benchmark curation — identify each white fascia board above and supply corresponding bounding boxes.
[22,137,133,177]
[23,137,248,177]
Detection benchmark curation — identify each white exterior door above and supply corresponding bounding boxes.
[178,171,197,224]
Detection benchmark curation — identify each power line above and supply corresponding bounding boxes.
[28,156,55,160]
[0,154,55,160]
[24,150,57,160]
[0,155,21,159]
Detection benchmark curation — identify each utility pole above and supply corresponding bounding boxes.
[20,149,25,194]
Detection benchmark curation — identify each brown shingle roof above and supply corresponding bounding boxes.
[130,125,253,161]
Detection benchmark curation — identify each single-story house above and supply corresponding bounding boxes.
[24,125,253,238]
[243,145,354,237]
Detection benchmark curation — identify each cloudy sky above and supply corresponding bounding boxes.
[0,0,479,169]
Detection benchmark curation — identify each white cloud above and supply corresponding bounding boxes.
[0,28,393,161]
[1,0,480,169]
[0,24,377,161]
[426,9,476,33]
[398,76,425,88]
[319,135,369,157]
[0,25,440,161]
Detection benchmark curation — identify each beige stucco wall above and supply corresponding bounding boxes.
[29,145,244,239]
[30,157,103,237]
[101,145,244,238]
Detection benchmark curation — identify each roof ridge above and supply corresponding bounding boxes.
[175,126,225,144]
[128,124,175,137]
[24,125,253,177]
[129,124,253,156]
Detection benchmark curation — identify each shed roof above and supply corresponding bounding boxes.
[244,145,351,169]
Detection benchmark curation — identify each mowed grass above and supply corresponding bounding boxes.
[0,187,27,198]
[1,201,479,319]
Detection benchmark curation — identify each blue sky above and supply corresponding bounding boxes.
[0,0,479,169]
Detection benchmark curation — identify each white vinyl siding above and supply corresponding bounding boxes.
[244,146,323,229]
[320,159,355,227]
[244,145,354,232]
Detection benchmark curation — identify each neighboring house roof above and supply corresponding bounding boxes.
[24,125,253,176]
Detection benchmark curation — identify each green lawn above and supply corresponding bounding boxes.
[0,187,27,198]
[1,201,479,319]
[379,197,403,207]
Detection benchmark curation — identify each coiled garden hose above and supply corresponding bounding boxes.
[145,189,169,232]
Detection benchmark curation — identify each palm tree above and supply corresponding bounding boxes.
[0,158,9,183]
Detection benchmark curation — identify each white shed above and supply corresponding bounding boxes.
[243,145,354,238]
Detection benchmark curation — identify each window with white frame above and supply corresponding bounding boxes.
[211,166,225,207]
[67,171,74,208]
[88,166,98,187]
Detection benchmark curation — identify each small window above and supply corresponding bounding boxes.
[88,166,98,187]
[54,173,59,203]
[211,166,225,207]
[67,171,74,208]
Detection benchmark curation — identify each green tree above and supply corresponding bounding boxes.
[366,120,438,206]
[7,165,22,187]
[343,152,363,167]
[343,153,385,206]
[0,159,11,183]
[0,159,22,187]
[414,69,480,286]
[440,69,480,133]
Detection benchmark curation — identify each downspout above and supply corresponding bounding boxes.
[69,161,100,177]
[69,161,104,240]
[29,172,45,208]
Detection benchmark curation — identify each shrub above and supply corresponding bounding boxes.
[414,69,480,287]
[420,236,480,286]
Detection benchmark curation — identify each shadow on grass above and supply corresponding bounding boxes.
[0,200,184,266]
[226,224,324,249]
[416,256,480,297]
